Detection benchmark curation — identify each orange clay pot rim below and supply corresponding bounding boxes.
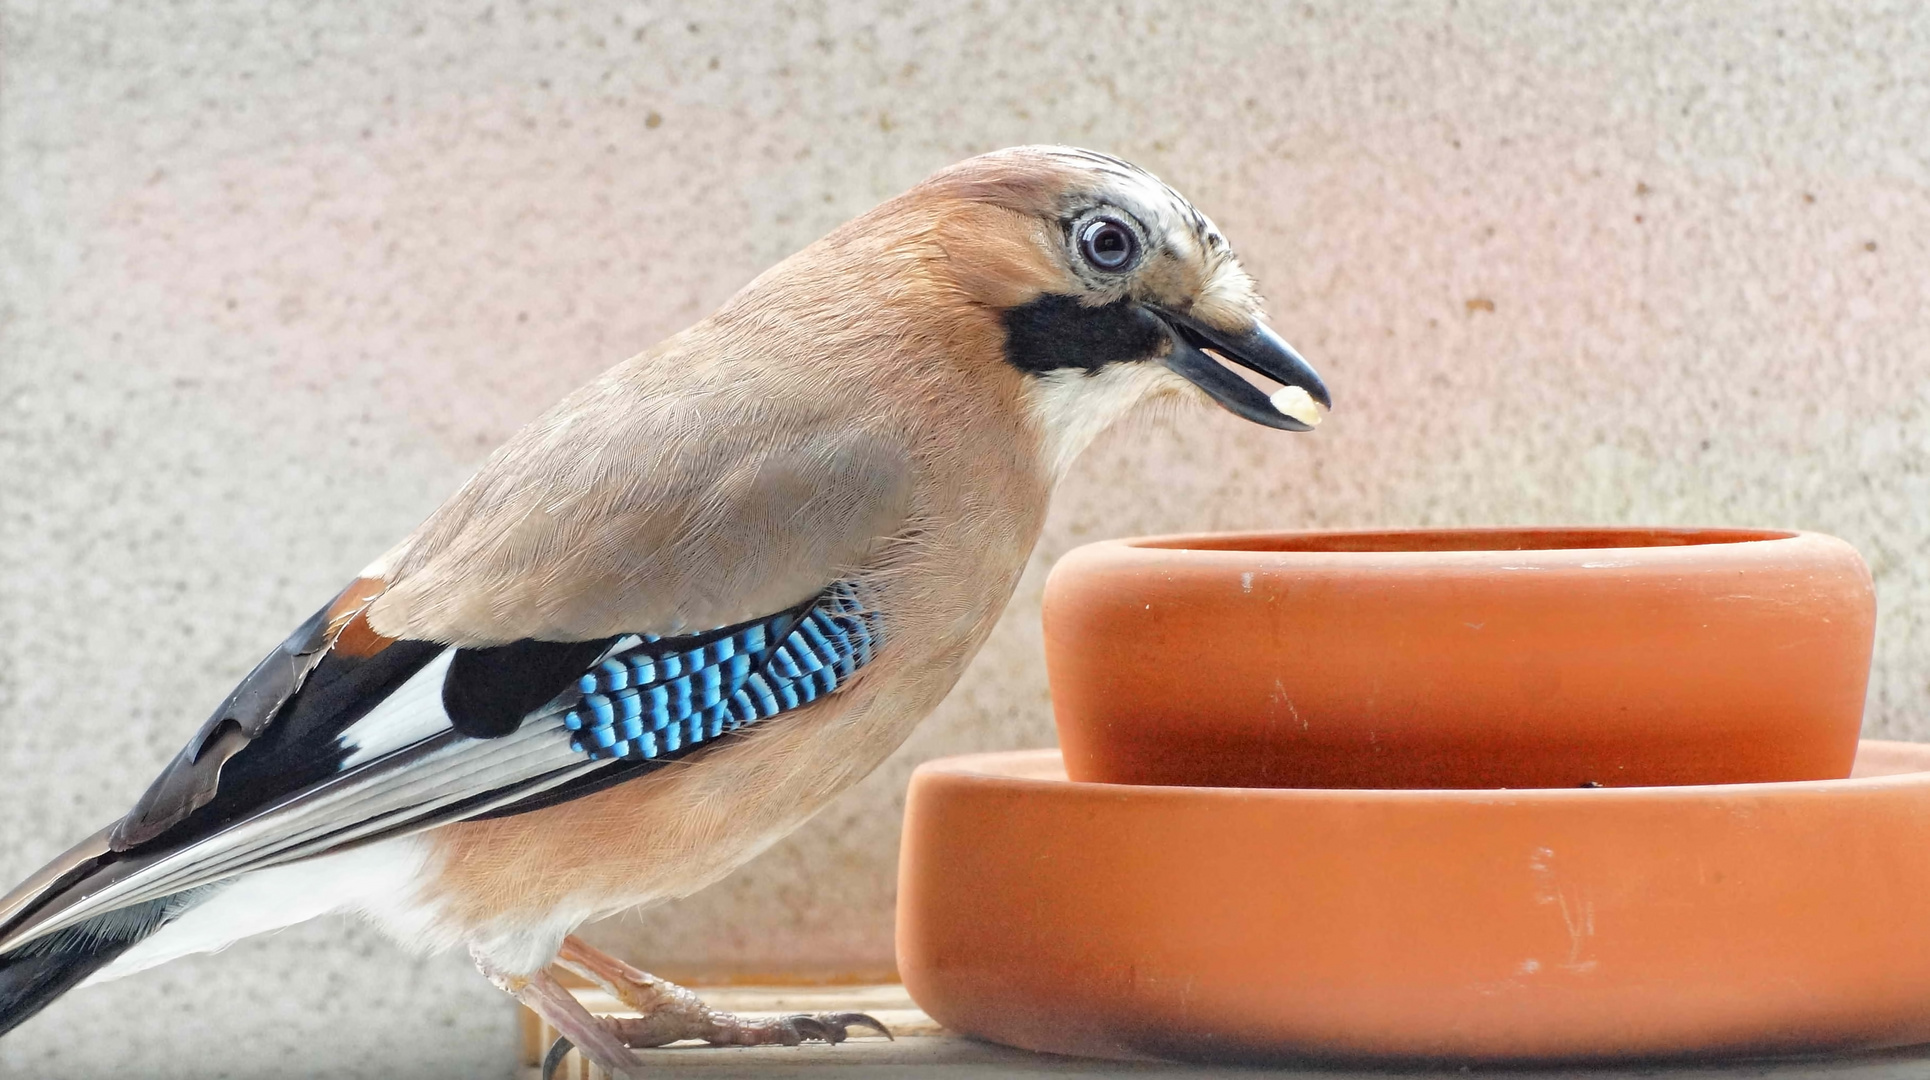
[920,744,1923,801]
[1114,525,1806,555]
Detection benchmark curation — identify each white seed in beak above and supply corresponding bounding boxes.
[1269,385,1325,427]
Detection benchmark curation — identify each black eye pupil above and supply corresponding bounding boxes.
[1080,220,1136,270]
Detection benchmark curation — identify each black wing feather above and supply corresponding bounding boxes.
[111,605,624,854]
[444,638,619,739]
[109,603,339,851]
[141,636,447,851]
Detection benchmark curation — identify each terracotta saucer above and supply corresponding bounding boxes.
[1044,528,1875,789]
[897,740,1930,1064]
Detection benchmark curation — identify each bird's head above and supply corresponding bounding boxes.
[902,145,1332,477]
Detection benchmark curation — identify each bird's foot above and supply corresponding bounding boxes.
[472,946,644,1080]
[543,934,890,1071]
[607,1005,891,1048]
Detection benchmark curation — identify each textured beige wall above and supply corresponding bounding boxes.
[3,0,1927,1075]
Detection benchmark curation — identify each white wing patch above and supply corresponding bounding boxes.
[335,647,457,768]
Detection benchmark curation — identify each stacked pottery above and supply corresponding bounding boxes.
[894,529,1930,1064]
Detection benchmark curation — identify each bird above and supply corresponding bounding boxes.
[0,145,1330,1077]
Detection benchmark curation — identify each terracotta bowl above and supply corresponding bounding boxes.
[897,740,1930,1064]
[1044,528,1875,789]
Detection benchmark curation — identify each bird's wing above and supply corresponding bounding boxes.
[370,360,917,646]
[0,384,912,953]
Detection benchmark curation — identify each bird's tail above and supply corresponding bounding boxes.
[0,897,180,1037]
[0,888,221,1039]
[0,825,216,1039]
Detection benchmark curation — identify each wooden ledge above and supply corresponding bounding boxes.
[522,985,1930,1079]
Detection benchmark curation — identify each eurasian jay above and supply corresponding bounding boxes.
[0,145,1329,1076]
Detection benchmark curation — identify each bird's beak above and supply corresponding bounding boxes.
[1151,306,1332,431]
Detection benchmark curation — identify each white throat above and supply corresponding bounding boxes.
[1019,362,1185,483]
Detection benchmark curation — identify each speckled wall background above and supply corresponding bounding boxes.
[2,1,1926,1075]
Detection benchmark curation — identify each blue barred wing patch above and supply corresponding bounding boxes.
[561,583,878,762]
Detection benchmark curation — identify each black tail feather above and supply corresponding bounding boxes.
[0,894,189,1039]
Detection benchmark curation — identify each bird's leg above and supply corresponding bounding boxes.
[471,946,644,1080]
[553,934,893,1049]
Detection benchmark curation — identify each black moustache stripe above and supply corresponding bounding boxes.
[1000,294,1168,376]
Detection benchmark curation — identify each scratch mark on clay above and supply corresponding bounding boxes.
[1272,677,1307,731]
[1241,571,1254,593]
[1531,846,1599,973]
[1555,890,1598,972]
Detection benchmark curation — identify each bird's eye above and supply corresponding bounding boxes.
[1078,218,1138,272]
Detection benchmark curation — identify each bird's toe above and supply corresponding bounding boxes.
[823,1011,895,1041]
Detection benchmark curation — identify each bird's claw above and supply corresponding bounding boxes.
[541,1035,577,1080]
[690,1007,893,1047]
[766,1010,894,1046]
[822,1011,896,1042]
